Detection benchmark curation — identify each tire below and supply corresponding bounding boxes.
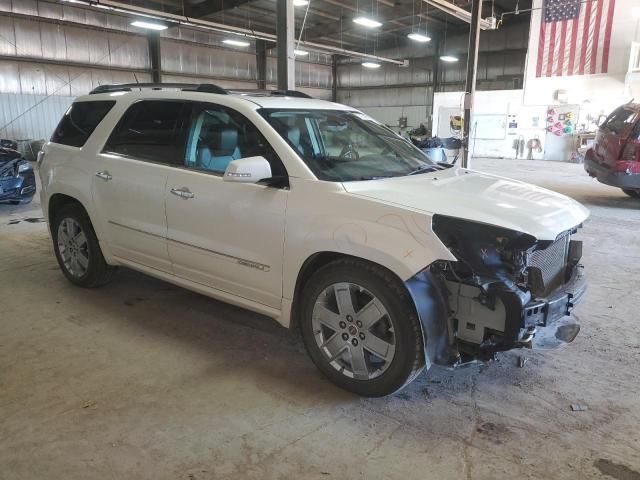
[51,203,117,288]
[622,188,640,198]
[299,258,425,397]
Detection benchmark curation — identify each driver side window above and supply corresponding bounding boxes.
[185,104,285,176]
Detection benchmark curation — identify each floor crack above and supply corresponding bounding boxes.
[462,373,481,480]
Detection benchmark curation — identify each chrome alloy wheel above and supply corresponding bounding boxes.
[57,218,89,278]
[312,282,396,380]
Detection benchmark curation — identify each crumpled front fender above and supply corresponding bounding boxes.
[405,269,460,368]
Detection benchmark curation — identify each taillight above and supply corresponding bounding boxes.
[620,141,640,162]
[613,160,640,174]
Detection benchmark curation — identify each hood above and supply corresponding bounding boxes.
[342,167,590,241]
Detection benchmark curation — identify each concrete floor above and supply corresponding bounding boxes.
[1,158,639,480]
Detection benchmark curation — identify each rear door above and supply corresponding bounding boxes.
[595,107,638,167]
[92,99,190,272]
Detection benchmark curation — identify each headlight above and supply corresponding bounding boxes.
[432,214,537,274]
[17,161,32,173]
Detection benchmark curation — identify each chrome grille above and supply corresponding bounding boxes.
[527,232,571,295]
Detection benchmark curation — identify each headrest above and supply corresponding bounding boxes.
[287,127,301,146]
[210,128,238,155]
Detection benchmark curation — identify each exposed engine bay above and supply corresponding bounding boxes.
[407,215,587,367]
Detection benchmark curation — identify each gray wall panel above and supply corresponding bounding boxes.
[0,14,16,56]
[13,0,38,16]
[40,23,67,61]
[0,92,72,140]
[13,18,42,58]
[0,61,20,92]
[37,1,63,21]
[65,25,91,64]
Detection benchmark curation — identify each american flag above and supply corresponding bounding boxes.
[536,0,616,77]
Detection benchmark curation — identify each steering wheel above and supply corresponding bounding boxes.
[339,144,360,161]
[380,144,394,156]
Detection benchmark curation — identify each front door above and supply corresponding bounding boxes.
[92,99,190,272]
[165,102,288,309]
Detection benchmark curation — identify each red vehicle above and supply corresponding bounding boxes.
[584,103,640,198]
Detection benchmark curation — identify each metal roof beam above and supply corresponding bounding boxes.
[422,0,495,30]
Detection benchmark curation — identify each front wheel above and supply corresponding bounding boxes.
[622,188,640,198]
[300,259,425,397]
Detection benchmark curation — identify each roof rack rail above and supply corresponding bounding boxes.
[89,83,228,95]
[227,89,313,99]
[271,90,313,98]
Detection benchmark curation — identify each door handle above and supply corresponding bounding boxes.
[170,187,195,199]
[95,170,112,182]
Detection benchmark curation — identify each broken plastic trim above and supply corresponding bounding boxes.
[405,269,460,368]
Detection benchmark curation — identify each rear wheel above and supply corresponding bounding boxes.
[300,259,425,397]
[622,188,640,198]
[51,204,117,287]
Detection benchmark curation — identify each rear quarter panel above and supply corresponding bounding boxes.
[39,98,129,262]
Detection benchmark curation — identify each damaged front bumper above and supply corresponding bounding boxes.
[482,265,586,358]
[406,267,586,368]
[0,170,36,203]
[406,215,588,368]
[522,266,586,337]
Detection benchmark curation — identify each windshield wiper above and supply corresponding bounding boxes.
[407,164,441,175]
[360,175,395,180]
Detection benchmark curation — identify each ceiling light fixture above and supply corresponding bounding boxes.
[440,55,459,62]
[353,16,383,28]
[223,39,251,47]
[293,0,309,6]
[294,49,309,56]
[130,20,168,30]
[407,32,431,42]
[362,62,381,68]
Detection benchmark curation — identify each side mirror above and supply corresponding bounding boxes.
[223,156,272,184]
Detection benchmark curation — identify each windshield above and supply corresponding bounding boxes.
[259,108,439,181]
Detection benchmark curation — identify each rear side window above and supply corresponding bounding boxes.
[103,100,189,164]
[602,108,637,135]
[51,101,115,147]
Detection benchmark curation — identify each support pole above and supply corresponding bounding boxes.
[148,31,162,83]
[256,39,267,90]
[429,37,440,133]
[276,0,295,90]
[461,0,482,168]
[331,55,338,102]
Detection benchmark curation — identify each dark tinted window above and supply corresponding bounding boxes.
[104,100,188,164]
[51,101,115,147]
[185,103,286,176]
[602,107,637,134]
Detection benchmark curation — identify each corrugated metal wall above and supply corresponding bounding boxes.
[0,92,71,140]
[158,39,332,91]
[337,22,530,128]
[0,0,333,140]
[0,0,529,138]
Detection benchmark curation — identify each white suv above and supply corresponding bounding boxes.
[39,83,589,396]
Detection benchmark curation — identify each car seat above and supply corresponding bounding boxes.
[287,127,305,155]
[197,127,241,172]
